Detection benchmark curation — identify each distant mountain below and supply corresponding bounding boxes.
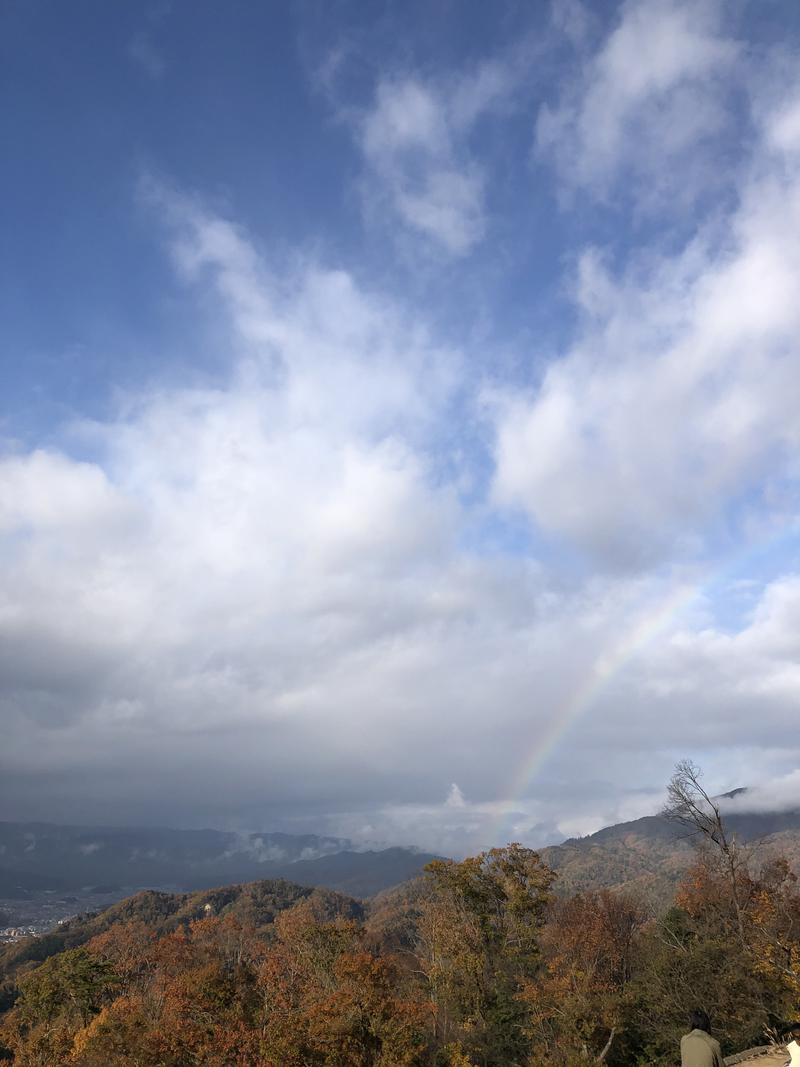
[539,800,800,906]
[12,797,798,917]
[282,847,438,898]
[0,821,439,899]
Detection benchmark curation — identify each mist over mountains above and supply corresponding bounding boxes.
[0,822,438,900]
[5,782,800,906]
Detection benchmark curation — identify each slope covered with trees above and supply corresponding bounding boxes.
[3,768,800,1064]
[539,795,800,906]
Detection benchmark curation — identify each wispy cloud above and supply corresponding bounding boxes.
[354,56,521,255]
[129,31,165,81]
[128,3,171,81]
[536,0,739,207]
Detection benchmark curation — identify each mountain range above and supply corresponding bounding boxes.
[4,792,800,910]
[0,821,439,900]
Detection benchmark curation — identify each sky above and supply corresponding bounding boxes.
[2,0,800,857]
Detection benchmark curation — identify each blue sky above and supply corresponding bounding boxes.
[3,0,800,855]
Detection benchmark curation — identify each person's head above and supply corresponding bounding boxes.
[689,1009,711,1034]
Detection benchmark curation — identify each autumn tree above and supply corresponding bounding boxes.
[417,843,554,1065]
[522,889,646,1065]
[255,896,432,1065]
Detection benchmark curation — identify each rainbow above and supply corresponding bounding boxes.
[489,520,800,846]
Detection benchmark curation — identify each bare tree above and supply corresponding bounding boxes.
[662,759,748,947]
[596,1027,616,1062]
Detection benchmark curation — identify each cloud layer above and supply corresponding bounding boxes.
[3,0,800,855]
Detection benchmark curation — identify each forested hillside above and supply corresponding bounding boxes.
[540,802,800,905]
[0,880,362,998]
[3,770,800,1065]
[3,828,800,1066]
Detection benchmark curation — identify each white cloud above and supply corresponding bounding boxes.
[493,89,800,568]
[356,58,517,255]
[641,576,800,712]
[445,783,466,809]
[0,451,130,534]
[537,0,739,204]
[0,190,554,833]
[280,786,566,858]
[2,191,721,845]
[720,771,800,815]
[766,92,800,157]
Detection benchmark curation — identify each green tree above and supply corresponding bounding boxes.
[417,843,554,1065]
[14,948,117,1030]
